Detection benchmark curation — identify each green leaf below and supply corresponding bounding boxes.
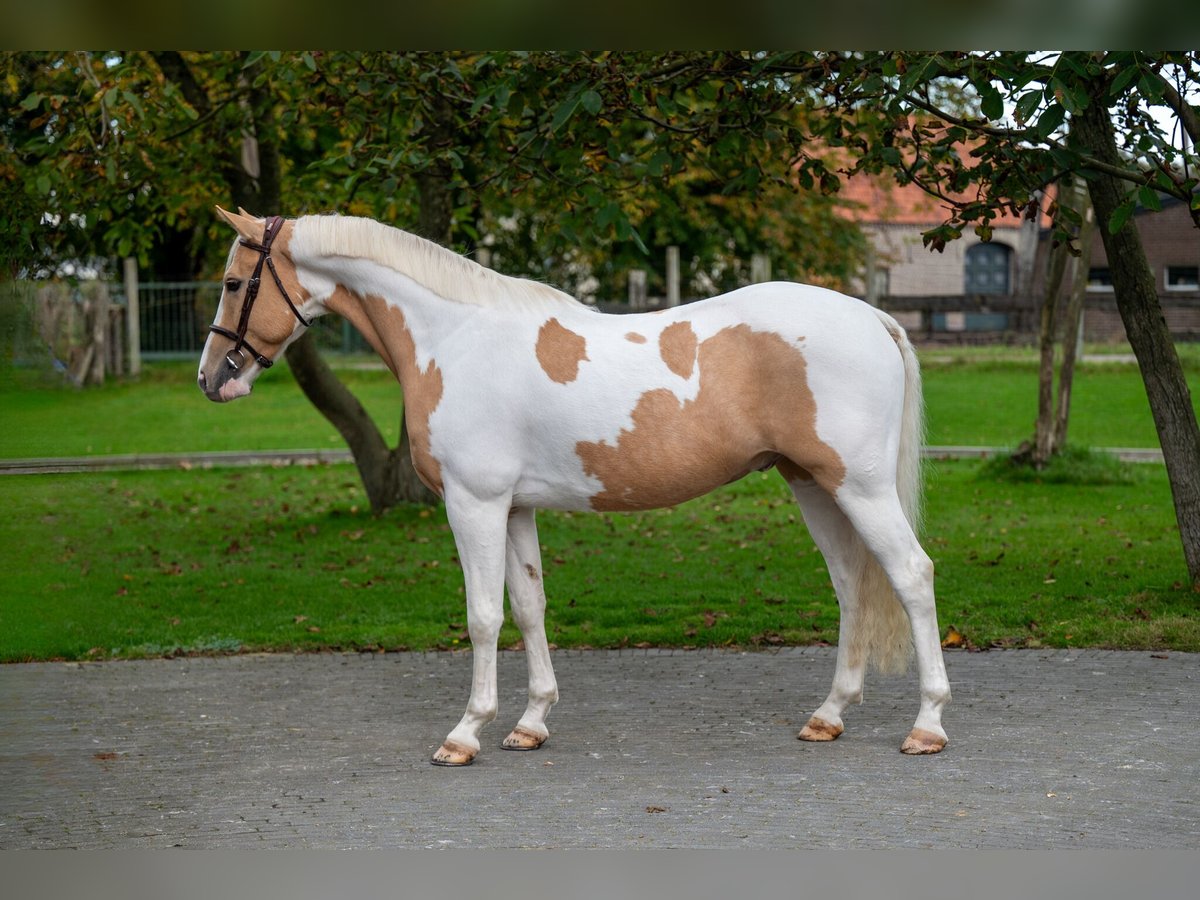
[243,51,267,69]
[35,174,51,195]
[1107,199,1135,234]
[1014,90,1040,125]
[302,52,317,72]
[122,90,144,118]
[979,85,1003,121]
[580,90,602,116]
[549,94,582,133]
[1137,185,1161,211]
[647,149,672,178]
[596,202,620,231]
[19,92,43,111]
[1035,104,1066,138]
[1110,65,1140,98]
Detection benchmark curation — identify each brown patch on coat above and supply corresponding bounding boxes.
[797,716,844,742]
[524,563,539,581]
[577,325,845,511]
[625,332,647,344]
[658,320,698,379]
[212,218,309,360]
[326,290,444,496]
[536,317,589,384]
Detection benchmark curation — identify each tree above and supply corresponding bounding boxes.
[797,50,1200,586]
[3,50,863,512]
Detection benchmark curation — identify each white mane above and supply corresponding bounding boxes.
[292,214,584,311]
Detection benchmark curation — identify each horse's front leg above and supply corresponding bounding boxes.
[431,487,511,767]
[500,507,558,751]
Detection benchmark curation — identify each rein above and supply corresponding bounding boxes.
[209,215,311,370]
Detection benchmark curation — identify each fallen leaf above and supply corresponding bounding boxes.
[942,627,965,649]
[646,806,668,814]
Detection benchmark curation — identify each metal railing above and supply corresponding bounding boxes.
[129,281,366,358]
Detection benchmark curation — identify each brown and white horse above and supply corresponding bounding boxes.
[198,208,951,765]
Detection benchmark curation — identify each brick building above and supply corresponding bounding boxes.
[838,167,1199,344]
[1082,196,1200,342]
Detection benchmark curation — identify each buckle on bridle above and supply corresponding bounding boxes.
[225,347,247,371]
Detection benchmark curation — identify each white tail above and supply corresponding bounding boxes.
[849,310,925,675]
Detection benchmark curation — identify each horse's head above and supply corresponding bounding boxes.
[197,207,313,402]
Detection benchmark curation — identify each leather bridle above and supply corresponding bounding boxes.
[209,215,311,370]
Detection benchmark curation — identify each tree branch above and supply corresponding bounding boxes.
[1147,67,1200,148]
[150,51,212,118]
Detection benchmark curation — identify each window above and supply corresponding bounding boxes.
[1087,267,1114,292]
[871,267,890,299]
[1166,265,1199,291]
[964,242,1011,295]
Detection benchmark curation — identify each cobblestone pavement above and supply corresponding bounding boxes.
[2,647,1196,848]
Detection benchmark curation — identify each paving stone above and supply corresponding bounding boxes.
[1,647,1196,848]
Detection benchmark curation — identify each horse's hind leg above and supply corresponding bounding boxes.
[500,507,558,751]
[789,478,869,743]
[835,486,951,754]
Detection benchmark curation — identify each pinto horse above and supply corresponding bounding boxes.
[198,208,951,765]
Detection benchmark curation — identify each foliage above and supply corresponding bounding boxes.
[2,460,1196,663]
[795,51,1200,247]
[2,51,865,293]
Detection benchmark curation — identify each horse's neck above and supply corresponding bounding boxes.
[318,260,465,382]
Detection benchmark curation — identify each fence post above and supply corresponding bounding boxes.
[665,245,680,307]
[628,269,648,310]
[123,257,141,376]
[750,253,772,284]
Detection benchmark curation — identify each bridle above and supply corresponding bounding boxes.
[209,215,311,370]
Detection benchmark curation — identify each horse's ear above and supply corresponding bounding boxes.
[215,206,262,242]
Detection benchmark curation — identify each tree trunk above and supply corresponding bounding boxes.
[1052,196,1094,452]
[283,332,435,512]
[1076,99,1200,587]
[153,51,440,512]
[1012,230,1068,468]
[1035,238,1068,466]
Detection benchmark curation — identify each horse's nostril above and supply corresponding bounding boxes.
[198,372,207,391]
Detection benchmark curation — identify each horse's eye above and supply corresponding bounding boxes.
[225,279,242,293]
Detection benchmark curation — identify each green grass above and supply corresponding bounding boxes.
[1,459,1196,662]
[921,355,1200,449]
[2,350,1198,458]
[2,346,1198,661]
[0,359,405,458]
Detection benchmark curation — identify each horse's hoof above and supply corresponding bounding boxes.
[900,728,947,755]
[501,726,547,751]
[431,740,477,766]
[798,716,844,742]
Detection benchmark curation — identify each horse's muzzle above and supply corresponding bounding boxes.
[197,369,250,403]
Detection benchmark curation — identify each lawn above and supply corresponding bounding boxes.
[1,458,1196,662]
[2,347,1199,458]
[2,345,1198,662]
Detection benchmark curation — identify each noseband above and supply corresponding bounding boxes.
[209,215,311,370]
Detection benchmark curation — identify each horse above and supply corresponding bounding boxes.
[197,208,951,766]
